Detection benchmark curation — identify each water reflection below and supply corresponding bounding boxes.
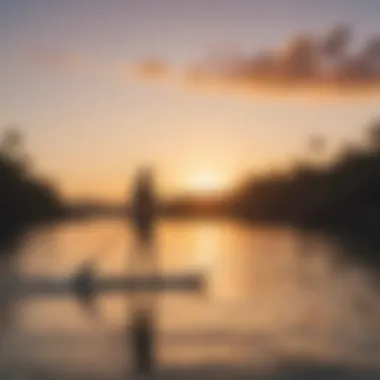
[0,218,380,378]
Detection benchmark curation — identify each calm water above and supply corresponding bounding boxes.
[0,218,380,378]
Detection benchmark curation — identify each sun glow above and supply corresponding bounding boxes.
[185,171,227,194]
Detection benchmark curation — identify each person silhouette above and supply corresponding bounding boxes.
[131,168,156,245]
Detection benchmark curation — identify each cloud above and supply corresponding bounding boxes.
[189,26,380,93]
[26,50,85,71]
[131,25,380,98]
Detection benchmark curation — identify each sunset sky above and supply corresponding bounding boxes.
[1,0,380,201]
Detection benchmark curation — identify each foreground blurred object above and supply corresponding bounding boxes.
[0,272,204,299]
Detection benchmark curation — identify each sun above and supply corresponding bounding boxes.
[186,171,226,194]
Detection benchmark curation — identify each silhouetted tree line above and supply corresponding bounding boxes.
[3,118,380,244]
[163,194,228,218]
[0,129,64,242]
[230,120,380,230]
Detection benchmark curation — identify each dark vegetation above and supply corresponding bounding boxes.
[230,120,380,230]
[0,129,64,244]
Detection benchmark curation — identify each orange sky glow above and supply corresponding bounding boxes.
[1,1,380,202]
